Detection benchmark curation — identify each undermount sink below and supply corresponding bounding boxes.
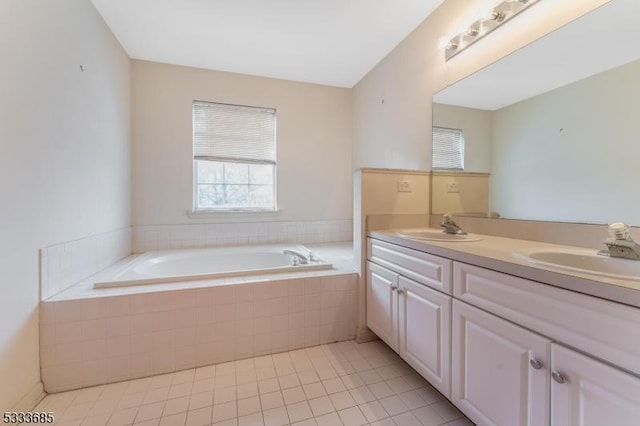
[397,229,482,242]
[514,248,640,281]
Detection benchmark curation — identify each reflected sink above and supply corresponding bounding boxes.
[397,229,482,242]
[514,248,640,281]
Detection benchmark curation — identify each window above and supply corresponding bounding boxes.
[432,126,465,170]
[193,101,276,211]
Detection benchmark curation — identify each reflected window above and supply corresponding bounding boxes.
[193,101,276,211]
[432,126,464,170]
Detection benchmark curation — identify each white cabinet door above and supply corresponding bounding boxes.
[398,276,451,397]
[551,344,640,426]
[366,261,399,351]
[452,300,551,426]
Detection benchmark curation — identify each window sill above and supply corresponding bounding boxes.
[186,208,281,218]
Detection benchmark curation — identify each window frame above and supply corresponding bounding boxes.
[192,100,278,213]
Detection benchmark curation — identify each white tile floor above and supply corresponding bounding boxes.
[36,340,474,426]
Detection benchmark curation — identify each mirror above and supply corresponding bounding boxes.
[432,0,640,225]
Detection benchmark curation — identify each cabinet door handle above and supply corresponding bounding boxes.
[391,285,398,292]
[529,358,543,370]
[551,370,567,384]
[397,288,404,295]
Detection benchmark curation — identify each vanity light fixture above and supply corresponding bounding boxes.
[445,0,542,61]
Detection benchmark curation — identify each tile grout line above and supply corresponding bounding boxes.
[37,340,472,426]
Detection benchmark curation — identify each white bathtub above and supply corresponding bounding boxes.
[93,244,332,289]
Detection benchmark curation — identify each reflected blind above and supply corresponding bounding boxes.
[432,126,464,170]
[193,101,276,163]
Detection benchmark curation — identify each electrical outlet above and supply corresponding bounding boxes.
[397,180,412,192]
[447,182,460,193]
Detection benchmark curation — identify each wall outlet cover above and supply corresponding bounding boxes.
[447,182,460,193]
[397,180,412,192]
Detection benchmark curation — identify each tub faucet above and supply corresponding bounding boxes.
[284,249,310,265]
[440,214,467,235]
[597,222,640,260]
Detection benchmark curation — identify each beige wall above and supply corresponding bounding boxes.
[352,0,610,171]
[492,59,640,224]
[351,0,610,343]
[431,172,489,215]
[131,61,353,226]
[0,0,130,410]
[361,171,430,217]
[353,169,431,338]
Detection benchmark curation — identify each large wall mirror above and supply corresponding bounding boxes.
[432,0,640,225]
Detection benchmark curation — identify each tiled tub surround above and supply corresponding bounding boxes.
[40,220,352,300]
[40,246,358,393]
[132,220,353,253]
[47,243,355,301]
[41,227,132,300]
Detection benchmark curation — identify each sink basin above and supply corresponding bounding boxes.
[514,248,640,281]
[397,229,482,242]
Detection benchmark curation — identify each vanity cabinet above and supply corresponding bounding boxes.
[366,236,640,426]
[453,259,640,426]
[452,299,550,426]
[452,261,640,378]
[551,344,640,426]
[366,240,452,397]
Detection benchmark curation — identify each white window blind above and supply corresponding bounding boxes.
[432,126,464,170]
[193,101,277,211]
[193,101,276,164]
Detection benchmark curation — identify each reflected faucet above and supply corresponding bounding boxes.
[597,222,640,260]
[440,214,468,235]
[284,249,310,265]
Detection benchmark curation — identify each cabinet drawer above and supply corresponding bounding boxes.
[368,238,452,294]
[453,262,640,377]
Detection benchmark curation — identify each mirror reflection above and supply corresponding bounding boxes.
[432,0,640,225]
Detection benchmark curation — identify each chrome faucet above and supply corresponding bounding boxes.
[597,222,640,260]
[284,249,310,265]
[440,214,467,235]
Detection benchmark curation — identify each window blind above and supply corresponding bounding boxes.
[193,101,276,163]
[432,126,464,170]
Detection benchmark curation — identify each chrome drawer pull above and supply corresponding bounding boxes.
[552,370,567,384]
[530,358,543,370]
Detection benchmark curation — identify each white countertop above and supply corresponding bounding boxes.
[368,229,640,309]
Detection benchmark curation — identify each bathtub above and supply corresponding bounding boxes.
[93,244,332,289]
[42,242,357,392]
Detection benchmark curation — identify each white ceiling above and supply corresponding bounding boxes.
[91,0,444,88]
[434,0,640,110]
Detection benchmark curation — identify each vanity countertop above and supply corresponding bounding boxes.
[368,229,640,309]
